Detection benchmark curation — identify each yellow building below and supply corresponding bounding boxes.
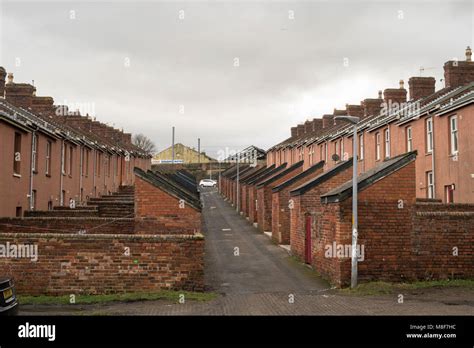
[152,143,215,164]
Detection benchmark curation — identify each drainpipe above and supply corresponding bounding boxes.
[79,145,83,203]
[29,130,37,210]
[60,139,65,206]
[92,148,96,197]
[431,113,436,199]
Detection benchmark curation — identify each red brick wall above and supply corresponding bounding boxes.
[0,232,204,295]
[316,160,473,287]
[134,176,201,234]
[289,165,353,265]
[271,166,325,244]
[256,166,303,233]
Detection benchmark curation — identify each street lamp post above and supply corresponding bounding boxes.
[335,115,360,289]
[236,152,240,213]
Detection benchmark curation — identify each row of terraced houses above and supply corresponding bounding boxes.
[0,67,152,217]
[221,47,474,287]
[0,66,205,295]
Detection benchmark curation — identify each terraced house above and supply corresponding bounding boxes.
[221,47,474,286]
[0,67,152,217]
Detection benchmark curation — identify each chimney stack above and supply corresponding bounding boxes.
[443,46,474,88]
[322,114,334,128]
[4,73,36,109]
[361,91,384,117]
[0,67,6,98]
[345,104,364,118]
[296,124,305,136]
[383,81,407,105]
[312,118,323,134]
[408,76,436,100]
[291,126,297,138]
[304,120,313,133]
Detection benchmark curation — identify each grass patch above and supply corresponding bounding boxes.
[18,290,217,305]
[340,279,474,296]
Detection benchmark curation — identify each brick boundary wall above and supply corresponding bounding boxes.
[317,161,474,287]
[0,232,204,295]
[0,217,197,235]
[134,176,201,234]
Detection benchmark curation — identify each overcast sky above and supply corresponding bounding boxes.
[1,0,472,158]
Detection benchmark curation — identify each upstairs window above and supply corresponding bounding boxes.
[45,141,52,175]
[359,134,364,160]
[384,128,390,158]
[375,132,381,161]
[450,115,458,155]
[427,171,434,199]
[426,118,433,153]
[406,126,413,152]
[13,132,21,175]
[32,133,38,172]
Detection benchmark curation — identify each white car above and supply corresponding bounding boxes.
[199,179,217,187]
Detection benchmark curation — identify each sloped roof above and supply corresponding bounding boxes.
[134,168,201,211]
[247,163,287,185]
[290,159,353,196]
[241,165,275,184]
[320,151,417,203]
[272,160,325,193]
[256,160,304,189]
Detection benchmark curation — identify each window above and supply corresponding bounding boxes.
[320,144,324,162]
[115,155,119,176]
[334,141,339,162]
[298,147,303,161]
[13,132,21,175]
[324,142,328,162]
[308,145,314,166]
[375,132,381,161]
[340,139,344,160]
[32,133,38,172]
[107,155,111,177]
[47,201,53,211]
[450,115,458,155]
[85,149,90,176]
[31,190,37,211]
[427,171,434,199]
[61,190,66,206]
[61,144,66,174]
[68,146,73,175]
[359,134,364,160]
[97,152,102,177]
[16,206,22,217]
[445,184,454,203]
[384,128,390,158]
[426,118,433,153]
[46,141,52,175]
[406,126,413,152]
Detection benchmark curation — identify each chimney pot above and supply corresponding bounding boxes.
[466,46,472,62]
[378,90,382,98]
[7,73,13,84]
[399,79,404,89]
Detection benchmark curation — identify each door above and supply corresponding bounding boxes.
[305,215,312,264]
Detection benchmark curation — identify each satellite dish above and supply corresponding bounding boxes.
[332,154,340,162]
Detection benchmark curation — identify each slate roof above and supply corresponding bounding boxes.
[134,168,201,211]
[320,151,417,203]
[272,160,325,193]
[290,159,354,196]
[256,160,304,189]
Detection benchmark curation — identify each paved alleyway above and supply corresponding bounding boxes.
[19,188,473,315]
[201,188,329,295]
